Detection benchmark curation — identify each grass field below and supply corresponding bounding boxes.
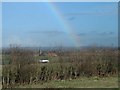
[16,76,118,88]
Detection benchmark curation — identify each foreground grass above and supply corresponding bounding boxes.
[16,76,118,88]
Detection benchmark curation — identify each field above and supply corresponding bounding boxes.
[1,46,119,88]
[17,77,118,88]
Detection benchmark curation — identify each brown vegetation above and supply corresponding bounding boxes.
[47,52,58,57]
[2,46,118,88]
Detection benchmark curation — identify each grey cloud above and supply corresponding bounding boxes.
[65,12,97,16]
[109,32,115,35]
[98,32,107,35]
[29,30,65,36]
[77,31,115,37]
[65,11,116,17]
[41,31,64,35]
[77,33,87,36]
[69,17,75,21]
[97,32,115,36]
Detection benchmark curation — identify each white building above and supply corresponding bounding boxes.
[39,59,49,63]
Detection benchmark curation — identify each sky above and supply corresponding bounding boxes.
[2,2,118,47]
[0,2,2,49]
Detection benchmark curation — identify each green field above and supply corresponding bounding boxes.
[16,76,118,88]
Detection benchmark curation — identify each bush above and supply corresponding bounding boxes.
[2,46,118,88]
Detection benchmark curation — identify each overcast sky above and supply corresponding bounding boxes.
[2,2,118,47]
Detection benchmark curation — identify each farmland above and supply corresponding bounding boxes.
[2,46,119,88]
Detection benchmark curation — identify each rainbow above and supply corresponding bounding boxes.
[45,2,81,47]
